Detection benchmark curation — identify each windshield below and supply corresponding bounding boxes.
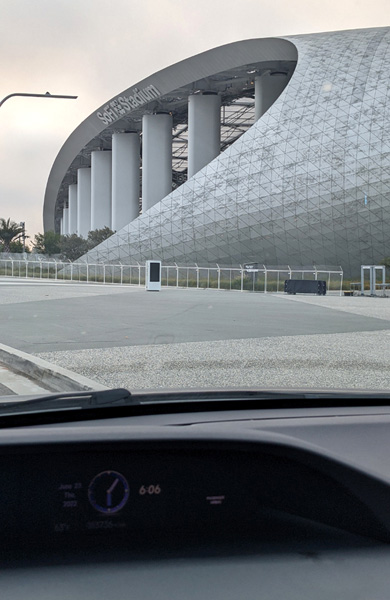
[1,2,390,402]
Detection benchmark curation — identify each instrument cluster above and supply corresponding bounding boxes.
[0,440,388,548]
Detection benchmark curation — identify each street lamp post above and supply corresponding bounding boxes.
[19,222,26,255]
[0,91,78,108]
[0,91,77,255]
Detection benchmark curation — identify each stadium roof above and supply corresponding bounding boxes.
[43,37,297,232]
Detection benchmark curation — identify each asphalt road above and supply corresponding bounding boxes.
[1,281,390,353]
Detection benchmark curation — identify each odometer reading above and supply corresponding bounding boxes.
[88,471,129,514]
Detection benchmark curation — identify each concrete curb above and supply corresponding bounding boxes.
[0,343,108,392]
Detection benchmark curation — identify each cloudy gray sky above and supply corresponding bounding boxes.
[0,0,388,244]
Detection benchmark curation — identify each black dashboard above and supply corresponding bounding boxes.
[2,437,390,548]
[3,403,390,599]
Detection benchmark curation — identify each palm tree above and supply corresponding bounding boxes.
[0,218,24,253]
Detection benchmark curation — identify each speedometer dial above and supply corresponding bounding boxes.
[88,471,129,514]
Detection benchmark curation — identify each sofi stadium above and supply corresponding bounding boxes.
[43,27,390,277]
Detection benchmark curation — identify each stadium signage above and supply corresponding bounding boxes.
[244,263,259,272]
[96,84,161,125]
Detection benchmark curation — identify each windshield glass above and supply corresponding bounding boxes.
[1,1,390,402]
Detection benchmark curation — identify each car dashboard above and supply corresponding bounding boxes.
[2,401,390,599]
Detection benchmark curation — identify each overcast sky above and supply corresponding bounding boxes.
[0,0,388,244]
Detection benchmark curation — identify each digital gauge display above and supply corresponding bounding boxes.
[88,471,129,514]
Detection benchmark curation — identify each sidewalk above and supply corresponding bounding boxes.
[0,363,51,397]
[0,342,107,399]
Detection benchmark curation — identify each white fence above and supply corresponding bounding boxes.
[0,258,344,294]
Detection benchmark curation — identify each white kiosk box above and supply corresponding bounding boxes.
[146,260,162,291]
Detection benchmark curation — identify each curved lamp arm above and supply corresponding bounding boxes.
[0,92,77,107]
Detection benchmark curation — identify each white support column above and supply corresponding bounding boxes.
[63,205,69,235]
[188,93,221,178]
[60,217,63,235]
[91,150,112,230]
[68,183,78,234]
[255,72,288,121]
[77,167,92,238]
[112,132,140,231]
[142,113,172,212]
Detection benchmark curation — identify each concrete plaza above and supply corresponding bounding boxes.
[1,278,390,391]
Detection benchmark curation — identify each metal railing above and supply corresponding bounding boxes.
[350,281,390,297]
[0,258,344,294]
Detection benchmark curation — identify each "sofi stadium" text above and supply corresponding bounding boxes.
[96,85,161,125]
